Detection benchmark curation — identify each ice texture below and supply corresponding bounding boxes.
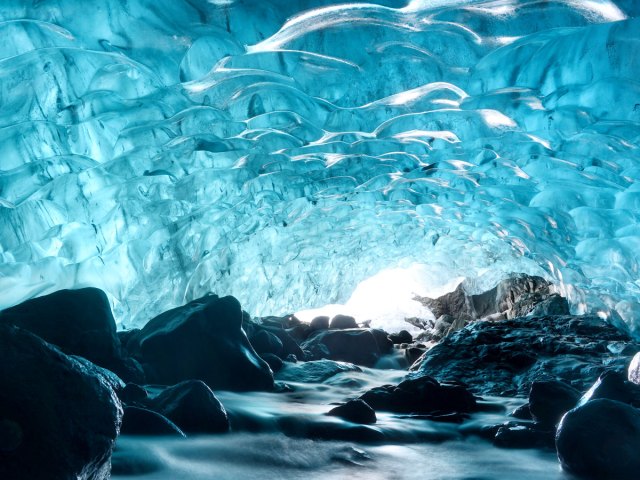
[1,0,640,331]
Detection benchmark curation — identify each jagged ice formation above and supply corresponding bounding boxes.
[1,0,640,332]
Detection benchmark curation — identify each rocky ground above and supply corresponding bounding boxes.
[1,275,640,479]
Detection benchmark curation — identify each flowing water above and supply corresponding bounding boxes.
[113,368,568,479]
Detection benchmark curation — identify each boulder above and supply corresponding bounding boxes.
[0,324,122,480]
[150,380,229,434]
[389,330,412,345]
[329,314,358,329]
[579,370,640,408]
[0,288,139,382]
[416,314,636,396]
[127,295,274,391]
[528,380,580,426]
[370,328,394,355]
[556,399,640,478]
[309,316,330,331]
[261,353,284,372]
[119,383,149,406]
[327,399,377,425]
[301,329,383,367]
[490,422,555,450]
[360,376,477,415]
[250,329,284,357]
[120,406,185,437]
[286,324,311,344]
[628,351,640,385]
[528,294,570,317]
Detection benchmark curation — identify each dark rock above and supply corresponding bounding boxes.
[327,399,377,425]
[276,359,362,383]
[416,314,636,396]
[127,294,274,391]
[511,403,533,420]
[370,328,393,355]
[150,380,229,434]
[117,328,140,351]
[491,422,554,449]
[250,329,284,357]
[246,319,305,360]
[556,399,640,478]
[330,314,358,329]
[286,324,311,344]
[0,324,122,480]
[120,406,185,437]
[579,370,640,408]
[265,326,305,360]
[528,380,580,426]
[310,316,330,331]
[528,294,570,316]
[360,376,477,415]
[404,346,426,367]
[389,330,413,344]
[0,288,140,382]
[285,353,298,363]
[261,353,284,372]
[119,383,149,406]
[301,329,382,367]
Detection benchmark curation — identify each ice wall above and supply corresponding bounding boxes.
[0,0,639,331]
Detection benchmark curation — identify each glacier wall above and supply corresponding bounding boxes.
[1,0,640,331]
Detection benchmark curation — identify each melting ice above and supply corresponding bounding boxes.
[0,0,639,333]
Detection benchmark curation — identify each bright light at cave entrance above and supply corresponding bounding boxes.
[297,264,465,333]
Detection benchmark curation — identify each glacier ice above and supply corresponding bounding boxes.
[0,0,640,332]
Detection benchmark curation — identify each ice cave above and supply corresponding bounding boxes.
[1,0,640,479]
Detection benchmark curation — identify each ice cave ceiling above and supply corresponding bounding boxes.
[1,0,639,331]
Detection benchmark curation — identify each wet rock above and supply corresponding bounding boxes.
[0,287,140,382]
[628,351,640,385]
[261,353,284,373]
[416,314,636,396]
[511,403,533,420]
[528,380,580,426]
[556,399,640,478]
[301,328,384,367]
[404,346,426,367]
[360,376,477,415]
[246,320,305,360]
[528,294,570,317]
[310,316,330,331]
[126,294,274,391]
[330,314,358,329]
[250,329,284,357]
[266,327,305,360]
[486,422,555,450]
[119,383,149,406]
[579,370,640,407]
[0,324,122,480]
[389,330,413,345]
[150,380,229,434]
[276,359,362,383]
[327,399,377,425]
[120,406,185,437]
[286,323,312,344]
[370,328,394,355]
